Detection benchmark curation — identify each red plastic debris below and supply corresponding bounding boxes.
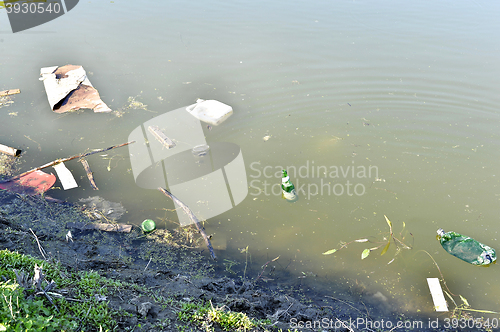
[0,170,56,195]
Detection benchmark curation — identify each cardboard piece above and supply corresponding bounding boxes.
[39,65,112,113]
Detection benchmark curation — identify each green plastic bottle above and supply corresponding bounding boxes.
[437,228,496,266]
[281,170,297,201]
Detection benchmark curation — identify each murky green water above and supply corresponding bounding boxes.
[2,0,500,321]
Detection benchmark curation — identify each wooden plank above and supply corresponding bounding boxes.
[66,222,132,233]
[0,143,21,156]
[148,126,176,149]
[427,278,448,312]
[0,89,20,97]
[80,158,99,190]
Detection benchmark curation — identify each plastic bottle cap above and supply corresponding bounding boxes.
[141,219,156,233]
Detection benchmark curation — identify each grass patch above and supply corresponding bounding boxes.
[0,249,119,331]
[178,300,270,331]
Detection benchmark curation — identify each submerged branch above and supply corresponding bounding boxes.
[158,187,217,260]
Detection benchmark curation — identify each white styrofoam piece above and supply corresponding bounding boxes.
[53,162,78,190]
[186,99,233,126]
[427,278,448,312]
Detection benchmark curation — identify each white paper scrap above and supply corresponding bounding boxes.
[427,278,448,312]
[53,162,78,190]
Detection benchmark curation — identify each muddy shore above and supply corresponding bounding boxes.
[2,188,489,332]
[0,154,488,332]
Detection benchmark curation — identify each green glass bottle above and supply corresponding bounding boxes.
[142,219,156,233]
[437,228,496,266]
[281,170,297,201]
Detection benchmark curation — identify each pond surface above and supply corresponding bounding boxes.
[1,0,500,322]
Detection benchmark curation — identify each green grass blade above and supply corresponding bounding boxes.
[458,308,499,314]
[384,215,392,229]
[459,295,470,307]
[380,241,391,256]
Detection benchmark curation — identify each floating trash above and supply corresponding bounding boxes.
[185,99,233,126]
[39,65,112,113]
[0,170,56,195]
[437,228,496,266]
[141,219,156,233]
[281,169,298,202]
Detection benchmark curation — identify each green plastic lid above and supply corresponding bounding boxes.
[141,219,156,233]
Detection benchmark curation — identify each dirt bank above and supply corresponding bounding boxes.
[0,188,356,331]
[0,155,490,332]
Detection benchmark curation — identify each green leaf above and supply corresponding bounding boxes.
[459,295,470,307]
[361,248,370,260]
[322,249,337,255]
[380,241,391,256]
[384,215,392,228]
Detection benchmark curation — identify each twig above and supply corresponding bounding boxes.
[268,302,294,324]
[46,292,86,302]
[29,228,47,260]
[0,89,20,97]
[144,257,152,271]
[418,250,457,296]
[243,246,249,280]
[36,280,59,312]
[336,318,355,332]
[79,158,98,190]
[325,295,364,315]
[0,141,135,184]
[158,187,217,260]
[255,256,279,282]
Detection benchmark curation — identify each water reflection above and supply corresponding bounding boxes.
[1,0,500,319]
